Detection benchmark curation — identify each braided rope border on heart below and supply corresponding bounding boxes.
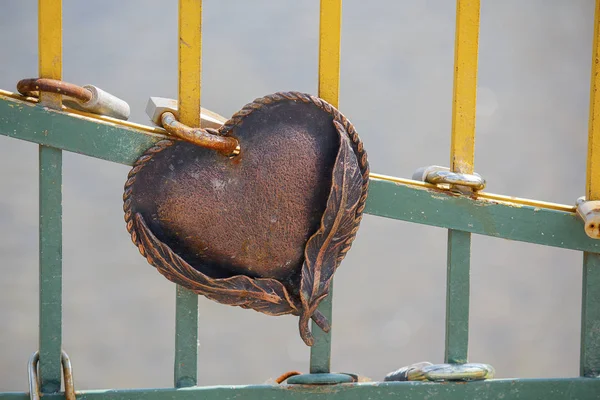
[123,91,369,345]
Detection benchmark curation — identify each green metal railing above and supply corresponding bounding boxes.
[1,0,599,399]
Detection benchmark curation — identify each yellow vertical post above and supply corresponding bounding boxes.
[310,0,342,374]
[38,0,63,394]
[450,0,479,175]
[174,0,201,388]
[445,0,480,365]
[582,0,600,378]
[178,0,202,128]
[38,0,62,109]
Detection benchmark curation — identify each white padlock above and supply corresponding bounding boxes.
[75,85,130,120]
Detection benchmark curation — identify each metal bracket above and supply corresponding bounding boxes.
[412,165,486,192]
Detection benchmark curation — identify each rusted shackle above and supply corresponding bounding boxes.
[17,78,130,120]
[145,97,240,156]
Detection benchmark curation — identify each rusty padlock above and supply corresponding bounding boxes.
[17,78,130,120]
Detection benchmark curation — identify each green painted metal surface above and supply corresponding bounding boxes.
[1,95,598,254]
[0,95,163,165]
[174,286,199,388]
[581,252,600,377]
[38,145,63,393]
[366,179,600,254]
[445,230,471,364]
[310,283,333,374]
[2,379,600,400]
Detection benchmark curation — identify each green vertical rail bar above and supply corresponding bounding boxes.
[38,145,63,393]
[445,0,480,365]
[445,230,470,364]
[174,286,199,387]
[581,254,600,377]
[581,0,600,378]
[310,284,333,373]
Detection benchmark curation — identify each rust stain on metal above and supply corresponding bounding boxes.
[161,111,239,156]
[275,371,302,384]
[17,78,92,103]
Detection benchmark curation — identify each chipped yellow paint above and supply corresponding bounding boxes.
[318,0,342,108]
[178,0,202,127]
[38,0,62,109]
[588,0,600,200]
[450,0,480,174]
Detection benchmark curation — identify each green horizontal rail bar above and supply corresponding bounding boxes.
[0,95,164,165]
[1,95,599,254]
[1,379,600,400]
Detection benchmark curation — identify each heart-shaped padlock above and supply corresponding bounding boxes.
[123,92,369,345]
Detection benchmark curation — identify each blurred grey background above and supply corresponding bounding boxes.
[0,0,594,391]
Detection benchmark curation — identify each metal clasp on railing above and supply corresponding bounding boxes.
[28,350,76,400]
[384,362,495,382]
[412,165,486,192]
[576,196,600,239]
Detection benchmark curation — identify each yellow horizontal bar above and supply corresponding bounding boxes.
[588,0,600,200]
[38,0,62,109]
[318,0,342,107]
[178,0,202,126]
[450,0,480,174]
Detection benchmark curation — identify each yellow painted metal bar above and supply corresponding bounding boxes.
[582,0,600,378]
[450,0,480,174]
[310,0,342,375]
[318,0,342,107]
[587,0,600,201]
[174,0,201,388]
[178,0,202,127]
[445,0,480,365]
[38,0,62,109]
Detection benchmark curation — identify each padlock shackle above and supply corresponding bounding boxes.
[160,111,240,157]
[17,78,92,103]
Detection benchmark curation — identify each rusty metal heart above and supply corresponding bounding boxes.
[123,92,369,345]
